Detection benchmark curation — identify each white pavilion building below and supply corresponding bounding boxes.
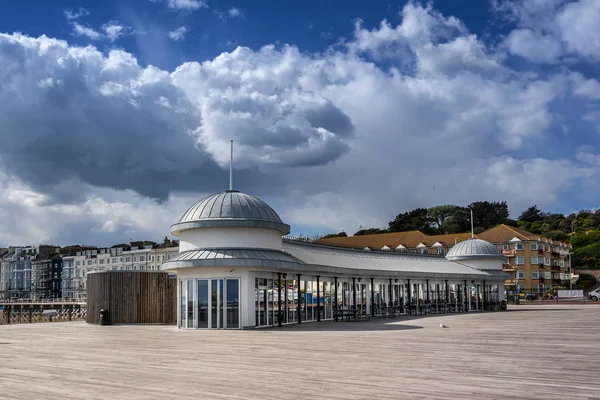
[162,190,508,330]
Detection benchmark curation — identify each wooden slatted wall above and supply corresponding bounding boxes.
[87,272,177,325]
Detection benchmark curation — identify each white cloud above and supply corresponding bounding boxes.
[156,0,207,10]
[0,1,599,245]
[505,29,563,63]
[72,22,102,40]
[169,26,188,41]
[228,7,242,18]
[571,73,600,100]
[64,8,89,21]
[496,0,600,61]
[555,0,600,60]
[102,22,126,42]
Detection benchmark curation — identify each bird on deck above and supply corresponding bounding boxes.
[440,323,449,329]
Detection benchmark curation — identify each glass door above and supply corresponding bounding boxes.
[197,279,209,329]
[226,278,240,329]
[211,279,223,329]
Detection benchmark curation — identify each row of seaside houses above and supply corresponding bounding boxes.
[0,237,179,301]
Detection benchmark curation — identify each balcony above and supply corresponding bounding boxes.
[502,250,515,257]
[551,265,560,271]
[537,249,544,255]
[551,251,560,258]
[538,277,545,283]
[552,278,562,284]
[538,263,545,269]
[502,265,516,272]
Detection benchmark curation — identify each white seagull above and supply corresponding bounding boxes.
[440,323,449,329]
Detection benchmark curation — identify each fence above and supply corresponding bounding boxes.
[1,304,87,324]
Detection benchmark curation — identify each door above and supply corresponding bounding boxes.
[211,279,224,329]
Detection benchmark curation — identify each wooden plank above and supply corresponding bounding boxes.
[86,272,175,324]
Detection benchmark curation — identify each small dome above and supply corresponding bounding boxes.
[171,190,290,235]
[445,238,503,261]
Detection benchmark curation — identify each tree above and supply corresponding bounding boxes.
[469,201,509,230]
[559,213,577,233]
[354,228,388,236]
[518,205,546,223]
[427,205,458,233]
[320,232,348,240]
[388,208,434,233]
[445,206,472,233]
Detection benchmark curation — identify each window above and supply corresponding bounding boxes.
[545,257,550,265]
[530,243,538,250]
[421,249,429,254]
[151,256,154,261]
[76,261,81,266]
[437,247,445,255]
[140,256,144,261]
[503,244,509,250]
[125,257,130,262]
[545,272,551,279]
[112,258,117,263]
[162,255,166,261]
[134,257,137,262]
[532,271,539,279]
[516,256,524,265]
[515,243,523,250]
[87,260,92,266]
[167,254,172,259]
[531,256,538,265]
[120,257,123,262]
[99,259,104,264]
[539,257,545,265]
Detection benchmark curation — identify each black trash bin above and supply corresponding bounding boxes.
[99,309,110,325]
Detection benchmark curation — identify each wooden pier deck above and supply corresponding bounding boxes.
[1,304,599,399]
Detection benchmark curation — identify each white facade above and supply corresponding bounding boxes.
[179,227,282,252]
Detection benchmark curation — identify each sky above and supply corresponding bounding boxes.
[0,0,599,247]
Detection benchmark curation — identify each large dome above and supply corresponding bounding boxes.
[445,238,504,261]
[171,190,290,236]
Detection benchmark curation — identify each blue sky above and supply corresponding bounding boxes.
[0,0,599,246]
[1,0,498,69]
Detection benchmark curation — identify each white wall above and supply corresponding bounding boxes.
[456,258,503,271]
[179,227,282,252]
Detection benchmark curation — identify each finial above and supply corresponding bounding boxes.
[229,140,233,191]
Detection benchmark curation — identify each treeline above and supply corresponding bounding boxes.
[324,201,510,238]
[321,203,600,269]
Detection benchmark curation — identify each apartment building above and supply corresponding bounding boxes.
[477,225,572,294]
[0,246,59,300]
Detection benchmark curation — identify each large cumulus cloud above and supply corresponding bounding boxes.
[0,34,354,203]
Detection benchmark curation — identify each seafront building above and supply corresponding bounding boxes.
[0,241,179,301]
[162,189,508,330]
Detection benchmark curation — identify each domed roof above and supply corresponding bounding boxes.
[171,190,290,236]
[445,238,504,261]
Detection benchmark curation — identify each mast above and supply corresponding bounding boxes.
[229,140,233,191]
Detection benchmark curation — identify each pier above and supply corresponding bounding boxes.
[1,304,599,399]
